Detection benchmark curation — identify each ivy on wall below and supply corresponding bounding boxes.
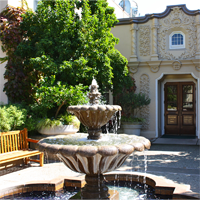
[0,6,37,103]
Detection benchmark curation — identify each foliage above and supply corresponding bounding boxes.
[34,76,88,119]
[115,80,150,119]
[36,118,62,130]
[59,114,80,129]
[0,104,27,132]
[0,0,133,132]
[109,49,133,95]
[0,6,37,103]
[15,0,130,98]
[0,107,10,131]
[121,116,145,123]
[36,115,80,130]
[20,102,48,132]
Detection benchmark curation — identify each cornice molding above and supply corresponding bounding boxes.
[130,59,199,67]
[116,5,200,25]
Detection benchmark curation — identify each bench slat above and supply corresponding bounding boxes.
[0,150,40,159]
[0,150,42,164]
[0,135,2,153]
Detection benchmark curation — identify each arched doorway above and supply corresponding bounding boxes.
[164,81,196,136]
[156,73,199,138]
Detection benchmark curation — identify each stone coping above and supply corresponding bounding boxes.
[0,172,199,199]
[67,105,122,112]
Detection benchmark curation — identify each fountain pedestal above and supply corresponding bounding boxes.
[81,175,109,199]
[70,174,119,199]
[71,189,119,200]
[68,174,119,199]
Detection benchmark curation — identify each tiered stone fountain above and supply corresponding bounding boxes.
[37,79,151,199]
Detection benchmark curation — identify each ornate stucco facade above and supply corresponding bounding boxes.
[112,5,200,139]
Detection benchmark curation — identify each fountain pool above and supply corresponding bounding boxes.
[36,79,151,199]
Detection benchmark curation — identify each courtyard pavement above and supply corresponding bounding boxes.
[119,143,200,194]
[0,141,199,198]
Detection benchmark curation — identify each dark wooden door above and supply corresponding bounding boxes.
[164,82,196,136]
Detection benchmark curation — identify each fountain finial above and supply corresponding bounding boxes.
[88,78,101,105]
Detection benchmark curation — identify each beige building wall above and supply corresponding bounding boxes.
[0,41,8,104]
[0,1,7,12]
[112,5,200,139]
[111,24,132,59]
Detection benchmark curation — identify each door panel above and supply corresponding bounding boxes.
[165,82,196,136]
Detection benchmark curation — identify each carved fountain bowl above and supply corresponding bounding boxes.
[67,105,122,130]
[37,133,151,175]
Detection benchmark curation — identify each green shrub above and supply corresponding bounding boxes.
[0,104,27,132]
[36,114,80,130]
[0,107,11,131]
[59,114,80,129]
[36,118,62,130]
[121,116,145,123]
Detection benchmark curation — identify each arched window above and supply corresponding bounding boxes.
[169,31,185,49]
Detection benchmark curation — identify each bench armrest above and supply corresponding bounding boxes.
[27,138,39,143]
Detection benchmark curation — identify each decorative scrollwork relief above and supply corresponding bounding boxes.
[195,66,200,71]
[150,65,160,73]
[172,60,182,70]
[140,74,150,130]
[128,62,140,75]
[151,25,159,55]
[158,7,197,60]
[131,24,138,56]
[139,25,150,56]
[196,23,200,52]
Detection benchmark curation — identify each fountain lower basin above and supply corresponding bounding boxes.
[37,133,150,175]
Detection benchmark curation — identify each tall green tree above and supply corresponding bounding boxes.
[16,0,132,98]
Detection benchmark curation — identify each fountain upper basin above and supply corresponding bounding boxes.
[67,105,122,140]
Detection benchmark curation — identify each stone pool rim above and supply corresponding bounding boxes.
[0,172,199,199]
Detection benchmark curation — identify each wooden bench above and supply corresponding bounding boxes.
[0,128,44,168]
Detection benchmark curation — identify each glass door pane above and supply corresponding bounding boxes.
[167,85,177,111]
[182,85,193,111]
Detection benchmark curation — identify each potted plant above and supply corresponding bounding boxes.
[116,86,151,135]
[33,76,88,135]
[36,114,80,135]
[119,116,145,136]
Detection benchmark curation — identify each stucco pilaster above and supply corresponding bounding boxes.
[151,18,159,61]
[130,23,138,62]
[196,15,200,59]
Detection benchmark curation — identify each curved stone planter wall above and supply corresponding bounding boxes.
[120,123,142,136]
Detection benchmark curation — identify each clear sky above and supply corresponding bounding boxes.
[136,0,200,16]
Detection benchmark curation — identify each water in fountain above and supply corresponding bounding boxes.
[36,79,151,199]
[3,181,157,200]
